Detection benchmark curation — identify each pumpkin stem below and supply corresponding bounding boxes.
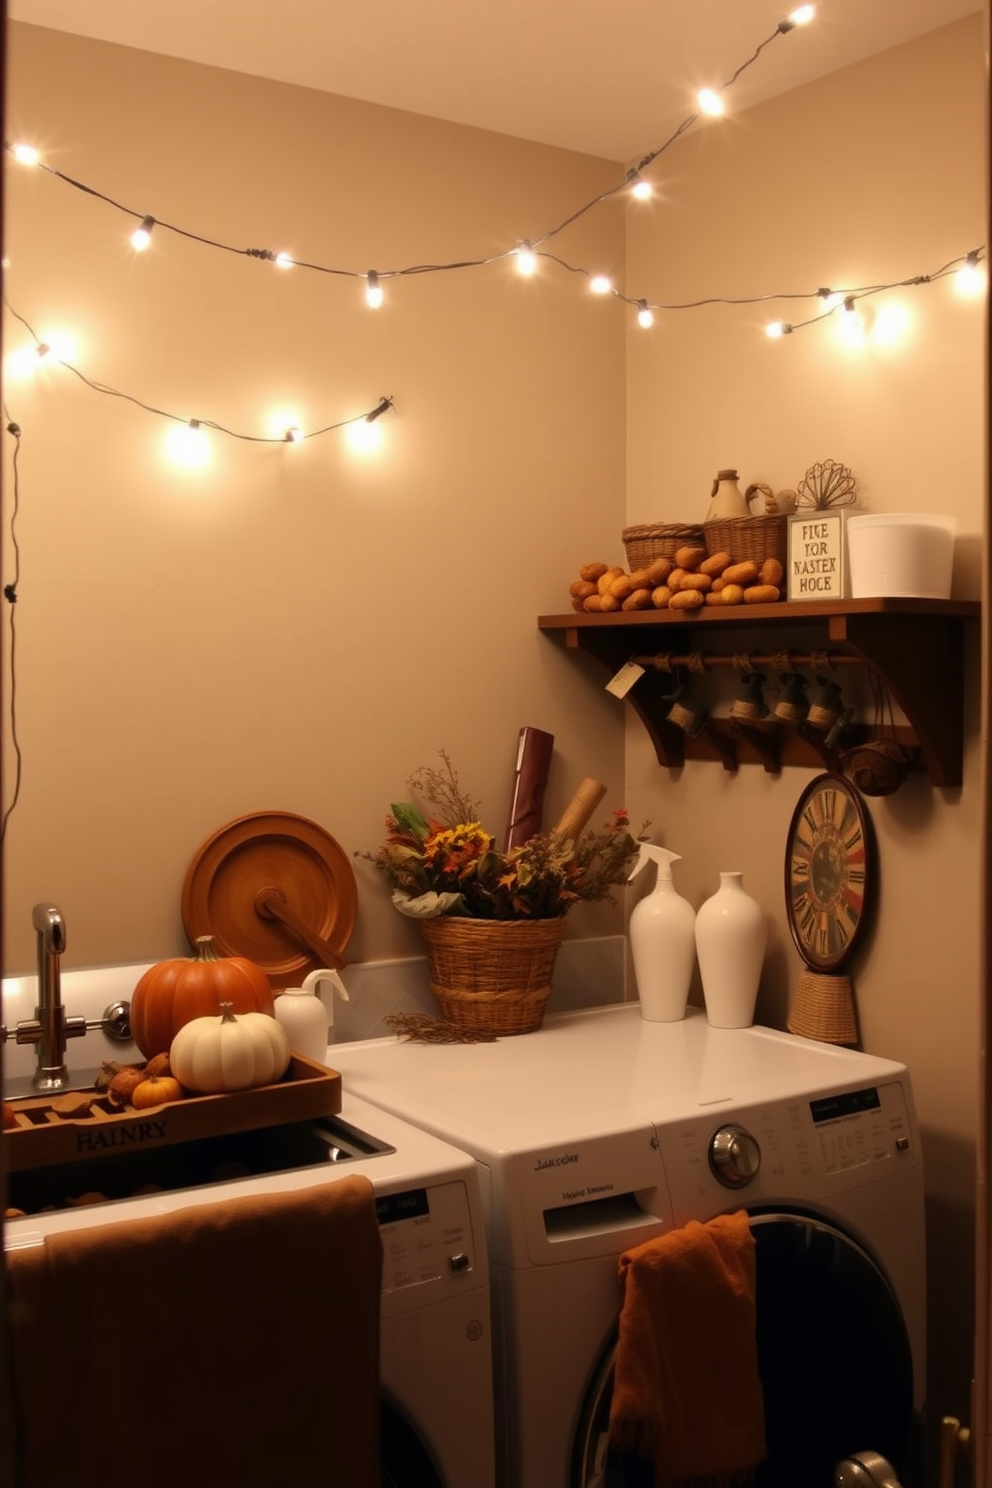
[219,1001,237,1023]
[194,936,220,963]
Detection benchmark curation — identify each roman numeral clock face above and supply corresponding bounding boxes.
[786,773,873,972]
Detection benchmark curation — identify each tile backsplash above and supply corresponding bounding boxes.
[1,935,625,1083]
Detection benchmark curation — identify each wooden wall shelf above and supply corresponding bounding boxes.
[538,598,980,787]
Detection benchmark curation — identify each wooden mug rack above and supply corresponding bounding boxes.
[538,597,980,786]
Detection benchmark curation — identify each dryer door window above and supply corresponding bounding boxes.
[380,1392,445,1488]
[571,1212,916,1488]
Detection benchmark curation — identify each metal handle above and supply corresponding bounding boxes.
[1,1001,132,1048]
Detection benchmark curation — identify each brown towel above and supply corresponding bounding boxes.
[609,1210,765,1488]
[4,1175,383,1488]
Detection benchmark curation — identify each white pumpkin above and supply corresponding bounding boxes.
[169,1001,291,1093]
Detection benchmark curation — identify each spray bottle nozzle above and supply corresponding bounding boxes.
[628,844,682,884]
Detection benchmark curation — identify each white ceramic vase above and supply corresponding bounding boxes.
[629,861,697,1023]
[694,871,766,1028]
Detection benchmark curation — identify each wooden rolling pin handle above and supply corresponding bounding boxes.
[552,778,608,842]
[254,887,347,972]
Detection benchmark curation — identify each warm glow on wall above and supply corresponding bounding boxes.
[345,417,385,455]
[869,300,913,347]
[5,328,77,379]
[267,409,305,442]
[956,254,987,297]
[165,419,210,470]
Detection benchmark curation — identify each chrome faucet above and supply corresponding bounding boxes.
[5,903,87,1091]
[0,903,134,1094]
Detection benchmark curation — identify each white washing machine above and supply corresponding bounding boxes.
[3,1092,496,1488]
[329,1003,927,1488]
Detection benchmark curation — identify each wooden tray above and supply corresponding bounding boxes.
[181,810,359,988]
[2,1055,342,1173]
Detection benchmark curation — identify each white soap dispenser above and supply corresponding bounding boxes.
[274,968,350,1063]
[628,845,697,1022]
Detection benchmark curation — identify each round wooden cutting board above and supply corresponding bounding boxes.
[181,810,359,989]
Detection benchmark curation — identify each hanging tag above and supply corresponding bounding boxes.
[605,661,646,698]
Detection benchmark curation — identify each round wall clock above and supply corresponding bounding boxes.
[785,773,873,973]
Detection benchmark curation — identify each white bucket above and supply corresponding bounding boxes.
[846,512,955,599]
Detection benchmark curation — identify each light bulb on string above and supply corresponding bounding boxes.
[16,326,77,373]
[765,321,793,338]
[274,251,294,269]
[636,300,654,329]
[11,142,39,165]
[515,241,537,276]
[955,251,986,298]
[346,398,391,454]
[784,5,815,29]
[284,425,302,443]
[590,274,613,295]
[627,173,652,201]
[839,295,865,343]
[365,270,384,308]
[130,216,155,251]
[165,418,210,470]
[697,88,725,117]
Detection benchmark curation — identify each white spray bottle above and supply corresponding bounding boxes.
[274,968,350,1063]
[627,846,697,1022]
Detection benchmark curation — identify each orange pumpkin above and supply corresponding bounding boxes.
[130,936,274,1058]
[131,1076,186,1110]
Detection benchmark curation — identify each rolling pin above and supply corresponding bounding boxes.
[552,778,607,841]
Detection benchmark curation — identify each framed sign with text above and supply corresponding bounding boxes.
[787,512,846,601]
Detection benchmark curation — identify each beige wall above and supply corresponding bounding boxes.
[624,14,986,1435]
[2,7,987,1452]
[2,22,630,973]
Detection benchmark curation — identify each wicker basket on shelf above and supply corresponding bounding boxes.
[420,916,566,1036]
[623,522,706,570]
[703,513,788,569]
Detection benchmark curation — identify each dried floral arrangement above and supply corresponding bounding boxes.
[795,459,858,510]
[363,751,642,921]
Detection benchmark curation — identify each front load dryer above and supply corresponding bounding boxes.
[330,1003,926,1488]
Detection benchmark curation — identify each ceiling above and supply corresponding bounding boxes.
[7,0,985,161]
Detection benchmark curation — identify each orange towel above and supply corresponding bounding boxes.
[4,1175,383,1488]
[609,1210,765,1488]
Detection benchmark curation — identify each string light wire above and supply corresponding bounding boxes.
[1,10,821,295]
[1,408,24,840]
[4,301,394,443]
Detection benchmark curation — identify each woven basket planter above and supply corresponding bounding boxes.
[420,916,566,1036]
[703,514,788,570]
[622,523,705,571]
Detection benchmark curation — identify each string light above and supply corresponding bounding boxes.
[779,5,816,33]
[274,251,294,269]
[590,274,613,295]
[697,88,725,117]
[627,171,653,201]
[130,215,155,251]
[636,300,654,329]
[165,418,210,469]
[765,321,793,338]
[365,269,383,307]
[284,425,302,442]
[0,7,821,305]
[515,241,537,276]
[956,250,986,297]
[10,143,39,165]
[5,297,394,447]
